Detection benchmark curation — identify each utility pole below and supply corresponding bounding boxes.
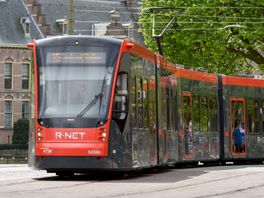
[68,0,74,35]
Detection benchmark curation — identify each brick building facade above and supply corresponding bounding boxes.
[0,0,43,144]
[0,45,32,143]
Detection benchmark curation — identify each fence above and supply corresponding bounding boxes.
[0,144,28,164]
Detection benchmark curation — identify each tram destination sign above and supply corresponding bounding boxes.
[47,52,106,64]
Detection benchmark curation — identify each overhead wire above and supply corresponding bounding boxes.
[34,0,264,20]
[74,9,264,21]
[75,20,264,24]
[34,0,264,33]
[34,0,264,11]
[33,0,264,9]
[74,27,262,32]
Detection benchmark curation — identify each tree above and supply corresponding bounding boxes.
[139,0,264,74]
[12,119,29,145]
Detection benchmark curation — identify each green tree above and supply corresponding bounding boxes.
[12,119,29,144]
[139,0,264,74]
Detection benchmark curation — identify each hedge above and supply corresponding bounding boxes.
[0,144,28,150]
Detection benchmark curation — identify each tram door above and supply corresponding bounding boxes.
[230,98,246,155]
[183,93,193,158]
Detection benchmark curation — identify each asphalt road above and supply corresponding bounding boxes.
[1,164,264,198]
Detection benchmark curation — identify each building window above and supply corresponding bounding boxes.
[4,101,12,128]
[20,17,31,36]
[25,23,30,34]
[63,23,68,35]
[4,63,12,89]
[22,64,29,89]
[22,101,30,119]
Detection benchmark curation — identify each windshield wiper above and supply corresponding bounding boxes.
[98,74,107,118]
[76,93,104,118]
[76,75,107,118]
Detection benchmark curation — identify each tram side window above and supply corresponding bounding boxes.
[162,88,167,129]
[113,73,128,120]
[166,88,171,130]
[209,97,218,132]
[137,78,144,128]
[143,79,149,129]
[172,91,178,130]
[149,80,156,129]
[183,96,192,130]
[131,76,137,128]
[200,96,208,132]
[255,101,260,133]
[192,95,200,132]
[247,100,260,133]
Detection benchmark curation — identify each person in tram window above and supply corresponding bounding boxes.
[186,119,193,154]
[188,119,192,134]
[233,120,242,152]
[239,122,245,152]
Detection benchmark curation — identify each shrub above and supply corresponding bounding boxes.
[12,119,29,145]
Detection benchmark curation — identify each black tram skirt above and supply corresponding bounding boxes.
[34,156,129,172]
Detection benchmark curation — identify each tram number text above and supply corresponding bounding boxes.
[88,149,102,155]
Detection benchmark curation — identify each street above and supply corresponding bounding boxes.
[1,164,264,198]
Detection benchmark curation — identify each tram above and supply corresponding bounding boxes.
[27,36,264,176]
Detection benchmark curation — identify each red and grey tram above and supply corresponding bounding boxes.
[27,36,264,176]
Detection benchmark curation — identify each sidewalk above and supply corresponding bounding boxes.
[0,164,27,168]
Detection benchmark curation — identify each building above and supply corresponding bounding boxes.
[0,0,43,144]
[0,0,143,144]
[24,0,144,43]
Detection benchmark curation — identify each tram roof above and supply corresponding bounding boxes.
[35,36,123,47]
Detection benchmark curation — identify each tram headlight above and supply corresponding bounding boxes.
[37,137,42,141]
[37,132,42,137]
[102,138,106,142]
[102,132,106,137]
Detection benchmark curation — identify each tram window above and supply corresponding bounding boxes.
[254,101,260,133]
[247,100,253,133]
[166,88,171,130]
[149,80,156,129]
[162,88,167,129]
[170,89,173,130]
[183,95,193,155]
[183,96,192,130]
[200,96,208,132]
[143,79,149,129]
[231,100,245,153]
[209,97,217,132]
[113,73,128,120]
[137,78,144,128]
[192,95,199,132]
[247,99,260,133]
[172,91,178,130]
[131,76,137,128]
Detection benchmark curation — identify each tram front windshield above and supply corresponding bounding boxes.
[37,45,119,120]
